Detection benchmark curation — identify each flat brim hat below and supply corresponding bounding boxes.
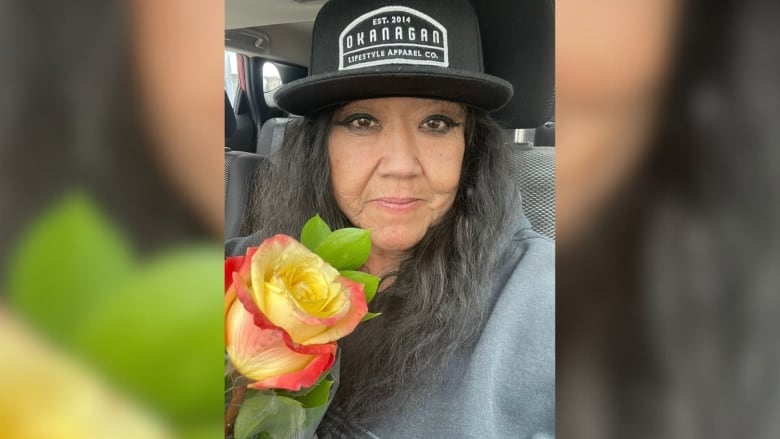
[275,0,513,115]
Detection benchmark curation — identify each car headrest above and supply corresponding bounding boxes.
[473,0,555,129]
[225,91,237,138]
[225,150,264,238]
[257,117,292,157]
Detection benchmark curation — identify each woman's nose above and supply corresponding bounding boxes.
[377,124,421,178]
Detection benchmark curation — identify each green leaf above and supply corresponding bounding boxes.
[297,379,333,409]
[4,191,225,437]
[339,270,380,303]
[4,191,134,344]
[361,312,381,322]
[234,391,305,439]
[298,381,334,435]
[314,228,371,270]
[300,214,331,251]
[274,361,334,400]
[72,246,224,427]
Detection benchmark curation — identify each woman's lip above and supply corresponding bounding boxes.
[372,197,422,212]
[375,197,420,204]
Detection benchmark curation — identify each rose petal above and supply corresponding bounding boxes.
[247,348,334,391]
[290,285,351,327]
[225,246,258,290]
[239,247,258,277]
[233,272,335,355]
[225,256,244,292]
[225,286,237,343]
[225,295,335,391]
[232,236,369,346]
[301,276,368,345]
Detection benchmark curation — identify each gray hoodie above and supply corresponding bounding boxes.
[226,214,555,439]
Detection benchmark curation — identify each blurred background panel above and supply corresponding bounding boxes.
[0,1,224,438]
[557,0,780,438]
[2,0,780,438]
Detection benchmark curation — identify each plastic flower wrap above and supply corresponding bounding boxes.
[225,216,379,439]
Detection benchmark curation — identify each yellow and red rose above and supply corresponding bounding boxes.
[225,235,367,391]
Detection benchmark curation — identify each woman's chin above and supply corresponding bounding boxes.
[370,228,425,256]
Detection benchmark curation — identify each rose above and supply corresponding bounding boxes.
[224,221,377,439]
[225,235,367,391]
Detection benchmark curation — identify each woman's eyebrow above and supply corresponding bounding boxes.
[430,102,466,114]
[336,105,374,115]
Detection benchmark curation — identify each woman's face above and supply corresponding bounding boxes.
[328,97,466,257]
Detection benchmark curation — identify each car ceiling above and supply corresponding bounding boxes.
[225,0,326,66]
[226,0,555,128]
[226,0,325,29]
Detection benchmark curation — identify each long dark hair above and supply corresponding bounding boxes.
[248,104,517,425]
[557,0,780,437]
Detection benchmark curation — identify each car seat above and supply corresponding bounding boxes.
[256,117,293,157]
[225,91,264,238]
[511,143,555,239]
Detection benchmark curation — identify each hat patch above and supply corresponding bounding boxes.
[339,6,449,70]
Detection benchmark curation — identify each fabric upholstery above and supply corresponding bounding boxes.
[225,149,264,239]
[509,145,555,239]
[257,117,292,156]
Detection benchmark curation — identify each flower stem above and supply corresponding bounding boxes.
[225,374,247,437]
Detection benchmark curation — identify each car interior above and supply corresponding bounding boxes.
[224,0,555,240]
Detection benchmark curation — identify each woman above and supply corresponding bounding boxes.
[227,0,554,437]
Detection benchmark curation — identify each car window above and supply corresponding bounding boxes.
[224,50,240,106]
[262,62,283,93]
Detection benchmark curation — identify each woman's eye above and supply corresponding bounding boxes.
[421,116,459,134]
[335,113,379,133]
[351,117,375,129]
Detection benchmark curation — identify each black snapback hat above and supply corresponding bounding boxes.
[275,0,513,115]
